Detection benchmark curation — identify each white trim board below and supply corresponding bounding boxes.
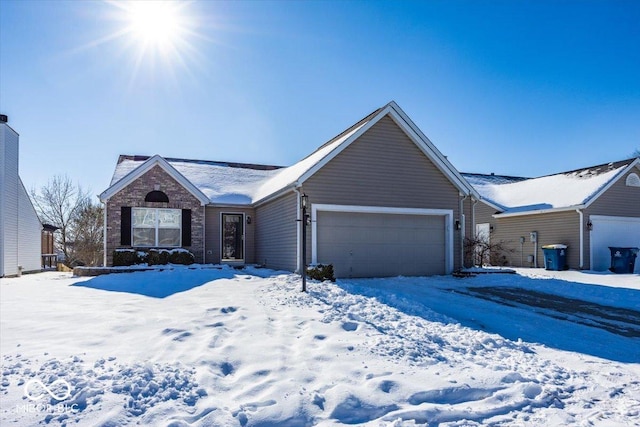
[296,103,477,199]
[589,215,640,272]
[100,155,209,205]
[310,204,454,274]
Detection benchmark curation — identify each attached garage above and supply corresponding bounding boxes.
[590,215,640,273]
[311,205,453,278]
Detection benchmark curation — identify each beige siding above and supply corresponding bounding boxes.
[205,206,256,264]
[492,211,580,268]
[255,192,298,271]
[582,165,640,268]
[302,115,463,271]
[463,200,500,267]
[474,201,499,228]
[586,165,640,217]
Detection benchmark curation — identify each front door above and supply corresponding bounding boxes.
[222,214,244,261]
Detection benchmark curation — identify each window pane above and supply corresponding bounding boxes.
[158,229,180,246]
[133,208,156,227]
[158,209,181,228]
[133,228,155,246]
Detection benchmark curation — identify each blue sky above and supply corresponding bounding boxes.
[1,0,639,198]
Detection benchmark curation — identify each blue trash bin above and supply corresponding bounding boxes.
[608,247,639,274]
[542,244,568,271]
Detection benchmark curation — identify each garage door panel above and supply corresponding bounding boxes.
[317,211,445,278]
[590,216,640,273]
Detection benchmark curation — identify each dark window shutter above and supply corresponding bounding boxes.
[182,209,192,246]
[121,207,131,245]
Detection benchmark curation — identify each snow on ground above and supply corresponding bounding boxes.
[1,267,639,426]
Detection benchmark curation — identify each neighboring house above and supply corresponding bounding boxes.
[100,102,478,277]
[0,115,43,277]
[41,224,59,269]
[463,158,640,273]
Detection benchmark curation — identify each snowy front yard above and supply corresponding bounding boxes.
[1,267,639,426]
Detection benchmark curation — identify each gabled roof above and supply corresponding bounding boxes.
[466,158,640,217]
[101,101,478,206]
[99,155,212,205]
[105,155,282,205]
[252,101,478,203]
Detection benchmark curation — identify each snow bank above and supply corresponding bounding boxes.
[1,268,639,426]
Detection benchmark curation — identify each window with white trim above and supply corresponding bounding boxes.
[626,173,640,187]
[132,208,181,247]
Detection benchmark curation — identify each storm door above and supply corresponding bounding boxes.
[222,214,244,261]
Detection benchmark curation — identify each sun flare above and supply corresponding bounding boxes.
[126,1,185,49]
[101,0,199,82]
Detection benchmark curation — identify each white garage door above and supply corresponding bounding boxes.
[590,215,640,273]
[315,209,448,278]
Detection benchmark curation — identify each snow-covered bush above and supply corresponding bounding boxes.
[113,249,142,266]
[112,248,195,266]
[307,264,335,282]
[169,249,195,265]
[147,249,170,265]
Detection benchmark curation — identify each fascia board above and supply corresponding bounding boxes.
[296,102,478,199]
[582,159,640,209]
[252,184,297,207]
[477,197,505,213]
[99,155,209,205]
[296,107,387,187]
[386,103,479,198]
[492,204,585,219]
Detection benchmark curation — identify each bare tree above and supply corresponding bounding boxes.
[464,233,514,267]
[30,175,103,266]
[72,200,104,266]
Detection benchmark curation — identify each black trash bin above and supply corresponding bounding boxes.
[542,244,568,271]
[609,247,639,274]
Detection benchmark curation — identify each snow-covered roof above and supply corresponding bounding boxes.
[464,158,639,215]
[105,101,477,205]
[107,107,380,205]
[110,156,283,205]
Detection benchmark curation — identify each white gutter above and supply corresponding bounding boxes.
[459,195,467,268]
[472,198,478,235]
[492,204,585,219]
[576,209,584,269]
[202,205,206,265]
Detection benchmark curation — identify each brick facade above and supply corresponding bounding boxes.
[105,165,205,265]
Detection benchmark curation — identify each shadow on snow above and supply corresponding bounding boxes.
[338,275,640,363]
[71,268,238,298]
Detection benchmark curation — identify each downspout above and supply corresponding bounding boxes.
[459,194,467,269]
[294,187,302,273]
[202,204,206,265]
[471,198,479,269]
[102,200,107,267]
[576,209,584,269]
[472,198,479,236]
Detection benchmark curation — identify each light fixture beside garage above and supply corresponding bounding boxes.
[587,220,593,231]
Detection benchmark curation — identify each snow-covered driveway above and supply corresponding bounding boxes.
[1,267,639,426]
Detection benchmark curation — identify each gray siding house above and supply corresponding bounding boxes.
[1,116,42,277]
[100,101,639,276]
[100,102,478,277]
[464,158,640,272]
